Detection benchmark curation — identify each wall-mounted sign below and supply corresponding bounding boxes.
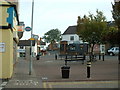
[18,26,24,32]
[17,49,25,53]
[0,43,5,53]
[25,26,32,32]
[100,44,105,54]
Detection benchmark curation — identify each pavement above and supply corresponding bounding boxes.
[3,57,42,88]
[1,51,119,89]
[0,80,2,90]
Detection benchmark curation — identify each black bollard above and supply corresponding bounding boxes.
[65,55,67,60]
[55,54,57,60]
[99,54,101,60]
[87,61,91,78]
[65,60,67,65]
[65,55,67,65]
[102,54,104,61]
[36,55,39,60]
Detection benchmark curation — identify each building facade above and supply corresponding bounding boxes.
[61,25,83,44]
[0,0,19,79]
[18,40,37,58]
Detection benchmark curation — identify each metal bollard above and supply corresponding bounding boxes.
[102,54,104,61]
[87,61,91,78]
[55,54,57,60]
[99,54,101,60]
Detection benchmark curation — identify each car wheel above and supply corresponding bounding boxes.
[109,52,114,56]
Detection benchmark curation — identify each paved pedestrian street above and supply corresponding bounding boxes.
[43,80,118,88]
[3,51,119,89]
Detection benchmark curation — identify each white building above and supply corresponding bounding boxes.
[61,25,83,44]
[17,40,37,57]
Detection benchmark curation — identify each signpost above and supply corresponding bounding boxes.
[25,26,32,32]
[29,0,34,75]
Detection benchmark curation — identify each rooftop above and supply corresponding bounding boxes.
[62,25,77,35]
[18,40,35,46]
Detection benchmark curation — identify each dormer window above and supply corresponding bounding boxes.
[70,36,74,41]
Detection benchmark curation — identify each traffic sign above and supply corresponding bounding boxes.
[25,26,32,32]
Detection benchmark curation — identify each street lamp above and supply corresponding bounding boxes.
[29,0,34,75]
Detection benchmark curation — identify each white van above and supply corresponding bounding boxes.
[107,47,119,56]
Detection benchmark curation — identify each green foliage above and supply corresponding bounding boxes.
[103,26,118,45]
[112,1,120,44]
[43,29,61,43]
[77,9,107,45]
[112,2,120,28]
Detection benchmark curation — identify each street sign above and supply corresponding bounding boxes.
[0,43,5,53]
[100,44,105,54]
[30,38,35,40]
[17,49,25,53]
[25,26,32,32]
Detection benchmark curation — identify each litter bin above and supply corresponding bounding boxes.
[36,54,40,60]
[61,66,70,78]
[36,55,39,60]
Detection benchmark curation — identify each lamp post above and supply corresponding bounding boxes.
[29,0,34,75]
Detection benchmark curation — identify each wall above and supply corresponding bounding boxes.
[62,34,83,44]
[0,2,19,79]
[1,30,13,79]
[62,34,79,41]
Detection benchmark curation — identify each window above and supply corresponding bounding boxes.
[69,45,76,51]
[70,36,74,41]
[60,44,64,51]
[20,46,24,49]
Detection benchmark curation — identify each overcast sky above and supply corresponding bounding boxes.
[19,0,114,40]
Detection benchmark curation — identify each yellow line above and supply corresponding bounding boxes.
[48,81,118,87]
[48,83,52,88]
[43,82,47,88]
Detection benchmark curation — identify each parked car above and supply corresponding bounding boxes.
[107,47,119,56]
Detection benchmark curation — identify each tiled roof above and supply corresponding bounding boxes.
[18,40,35,46]
[62,25,77,35]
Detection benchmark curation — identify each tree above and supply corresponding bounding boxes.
[103,26,118,46]
[77,10,107,61]
[112,1,120,63]
[43,28,61,43]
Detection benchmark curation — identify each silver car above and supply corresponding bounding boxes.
[107,47,119,56]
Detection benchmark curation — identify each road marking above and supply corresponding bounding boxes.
[1,82,7,87]
[13,80,39,86]
[0,87,2,90]
[45,61,53,63]
[43,81,118,88]
[43,82,47,88]
[42,77,48,80]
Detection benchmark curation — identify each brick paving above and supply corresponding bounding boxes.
[4,51,119,88]
[33,52,119,82]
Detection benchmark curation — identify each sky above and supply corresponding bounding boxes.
[19,0,114,40]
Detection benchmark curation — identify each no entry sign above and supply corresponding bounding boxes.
[25,26,32,32]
